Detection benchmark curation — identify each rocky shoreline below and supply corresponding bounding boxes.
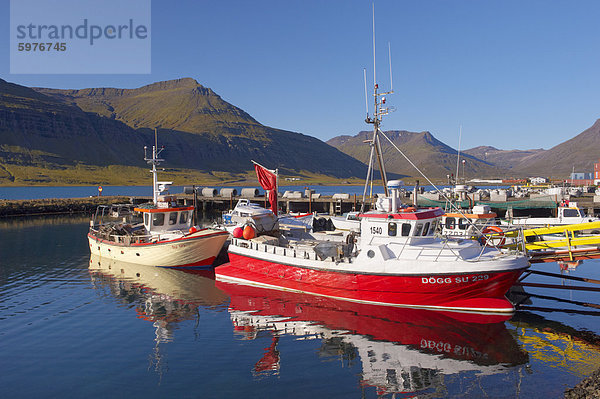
[565,368,600,398]
[0,196,130,217]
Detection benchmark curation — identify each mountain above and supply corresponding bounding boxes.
[0,78,368,185]
[464,119,600,178]
[508,119,600,176]
[0,79,153,184]
[35,78,260,134]
[463,146,546,173]
[327,130,503,179]
[4,76,599,185]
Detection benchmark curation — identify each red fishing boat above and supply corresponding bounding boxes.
[216,20,529,312]
[217,105,527,313]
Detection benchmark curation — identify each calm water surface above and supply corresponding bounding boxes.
[1,216,599,398]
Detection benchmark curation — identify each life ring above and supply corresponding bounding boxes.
[399,207,417,213]
[480,226,505,247]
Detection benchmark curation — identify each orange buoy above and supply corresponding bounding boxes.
[243,225,255,240]
[481,226,505,247]
[232,226,243,238]
[189,226,198,234]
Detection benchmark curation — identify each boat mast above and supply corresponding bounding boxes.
[145,128,165,205]
[455,124,462,184]
[364,3,393,198]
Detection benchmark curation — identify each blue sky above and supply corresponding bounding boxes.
[2,0,600,151]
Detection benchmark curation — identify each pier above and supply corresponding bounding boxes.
[132,189,600,219]
[1,188,599,219]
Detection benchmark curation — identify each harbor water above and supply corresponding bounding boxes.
[1,215,600,398]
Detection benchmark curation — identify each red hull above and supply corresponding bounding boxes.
[165,256,217,269]
[215,253,527,312]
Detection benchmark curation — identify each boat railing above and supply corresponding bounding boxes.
[372,232,524,263]
[403,236,465,262]
[365,234,465,262]
[90,227,152,244]
[232,238,334,262]
[434,238,463,262]
[108,234,152,244]
[475,227,527,261]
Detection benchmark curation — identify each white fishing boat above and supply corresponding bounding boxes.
[502,202,599,228]
[88,133,229,268]
[216,30,530,313]
[329,211,361,231]
[219,161,314,235]
[221,199,279,234]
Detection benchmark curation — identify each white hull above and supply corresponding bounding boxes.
[88,228,228,268]
[503,217,598,227]
[228,236,527,276]
[329,216,360,231]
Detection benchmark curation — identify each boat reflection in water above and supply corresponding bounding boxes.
[88,254,228,374]
[217,280,529,395]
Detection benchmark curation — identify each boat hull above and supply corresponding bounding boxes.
[216,252,527,313]
[88,229,228,268]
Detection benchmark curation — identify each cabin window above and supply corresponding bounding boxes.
[445,217,455,230]
[169,212,178,225]
[458,218,468,230]
[563,208,580,217]
[430,220,438,233]
[388,222,397,236]
[401,223,411,236]
[144,213,149,226]
[152,213,165,226]
[180,211,189,224]
[414,223,423,236]
[423,222,430,236]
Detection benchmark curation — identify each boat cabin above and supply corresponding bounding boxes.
[135,195,194,233]
[558,204,586,218]
[359,208,444,243]
[441,205,498,238]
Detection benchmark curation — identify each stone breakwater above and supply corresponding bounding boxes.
[564,368,600,398]
[0,196,130,217]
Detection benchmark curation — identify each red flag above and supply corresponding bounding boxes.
[254,163,278,216]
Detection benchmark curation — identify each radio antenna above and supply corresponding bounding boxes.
[388,42,393,91]
[372,2,376,88]
[455,124,462,183]
[363,68,369,117]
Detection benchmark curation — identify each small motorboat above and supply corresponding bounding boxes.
[88,134,228,268]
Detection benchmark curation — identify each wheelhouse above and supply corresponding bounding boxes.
[359,208,444,242]
[135,196,194,233]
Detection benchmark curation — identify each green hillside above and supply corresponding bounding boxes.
[0,78,368,185]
